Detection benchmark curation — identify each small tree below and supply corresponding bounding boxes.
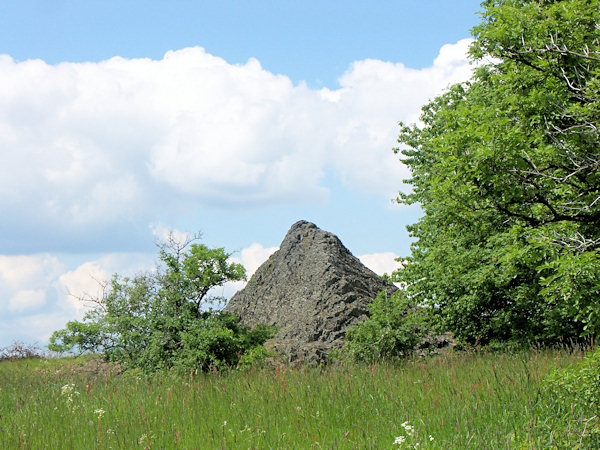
[49,232,276,372]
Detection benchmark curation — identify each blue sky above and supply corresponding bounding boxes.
[0,0,482,347]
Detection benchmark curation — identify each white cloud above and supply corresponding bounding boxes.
[8,289,47,312]
[0,252,154,347]
[56,261,110,313]
[0,40,474,252]
[358,252,402,277]
[0,254,64,312]
[0,254,63,291]
[56,253,155,313]
[434,39,480,71]
[330,38,474,195]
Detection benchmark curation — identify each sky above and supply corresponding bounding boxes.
[0,0,483,348]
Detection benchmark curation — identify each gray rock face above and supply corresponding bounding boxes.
[224,220,397,363]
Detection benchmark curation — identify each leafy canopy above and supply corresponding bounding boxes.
[394,0,600,345]
[49,232,276,372]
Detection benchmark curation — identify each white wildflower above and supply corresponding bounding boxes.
[394,435,406,445]
[60,383,80,408]
[401,421,415,435]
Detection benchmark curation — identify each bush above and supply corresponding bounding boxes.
[545,347,600,416]
[345,290,429,362]
[544,347,600,445]
[49,232,276,373]
[0,341,44,361]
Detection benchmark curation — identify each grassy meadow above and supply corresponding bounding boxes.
[1,348,598,449]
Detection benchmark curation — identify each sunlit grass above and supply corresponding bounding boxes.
[0,348,594,448]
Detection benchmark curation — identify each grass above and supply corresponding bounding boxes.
[0,347,597,449]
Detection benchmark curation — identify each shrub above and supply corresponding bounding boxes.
[345,290,429,362]
[545,347,600,416]
[543,347,600,445]
[49,232,276,373]
[0,341,44,361]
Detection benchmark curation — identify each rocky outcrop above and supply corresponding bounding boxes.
[224,220,397,363]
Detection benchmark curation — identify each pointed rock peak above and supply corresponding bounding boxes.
[281,220,319,244]
[288,220,318,232]
[278,220,347,257]
[282,220,324,244]
[225,220,397,363]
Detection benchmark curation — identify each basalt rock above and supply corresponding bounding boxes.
[224,220,397,363]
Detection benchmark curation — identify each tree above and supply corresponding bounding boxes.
[394,0,600,344]
[49,232,276,372]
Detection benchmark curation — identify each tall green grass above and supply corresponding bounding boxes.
[0,348,595,448]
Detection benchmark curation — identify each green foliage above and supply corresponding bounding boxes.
[49,233,275,373]
[546,347,600,416]
[544,347,600,445]
[394,0,600,344]
[49,321,105,354]
[345,291,429,362]
[539,249,600,337]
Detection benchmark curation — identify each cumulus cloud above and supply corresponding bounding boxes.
[358,252,402,277]
[8,289,47,312]
[56,261,110,313]
[56,253,154,312]
[0,253,69,346]
[0,40,474,253]
[0,254,64,312]
[0,252,154,347]
[150,224,196,246]
[332,39,474,192]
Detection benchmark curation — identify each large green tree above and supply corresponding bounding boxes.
[49,232,275,372]
[395,0,600,345]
